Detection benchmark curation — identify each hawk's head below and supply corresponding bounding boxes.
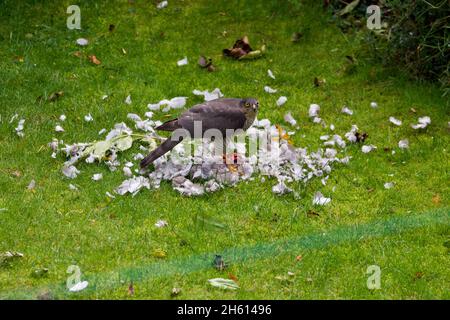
[242,98,259,112]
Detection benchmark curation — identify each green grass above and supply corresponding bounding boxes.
[0,0,449,299]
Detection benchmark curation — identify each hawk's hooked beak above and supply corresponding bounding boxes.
[252,104,257,111]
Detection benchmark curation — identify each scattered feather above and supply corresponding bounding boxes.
[312,192,331,206]
[15,119,25,137]
[411,116,431,129]
[27,179,36,190]
[341,106,353,115]
[92,173,103,181]
[398,139,409,149]
[267,69,275,79]
[361,145,377,153]
[193,88,223,101]
[155,220,168,228]
[84,114,93,122]
[76,38,88,46]
[177,57,188,66]
[276,96,287,106]
[264,86,277,94]
[116,176,150,196]
[62,165,80,179]
[283,112,297,126]
[389,116,402,126]
[384,182,394,189]
[309,104,320,117]
[156,1,168,9]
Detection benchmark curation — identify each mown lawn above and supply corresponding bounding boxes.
[0,0,448,299]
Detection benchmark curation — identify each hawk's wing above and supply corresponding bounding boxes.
[178,99,246,135]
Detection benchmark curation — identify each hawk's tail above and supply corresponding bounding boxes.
[140,136,183,168]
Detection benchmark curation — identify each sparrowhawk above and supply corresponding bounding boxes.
[140,98,259,168]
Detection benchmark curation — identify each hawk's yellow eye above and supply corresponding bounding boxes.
[245,102,250,107]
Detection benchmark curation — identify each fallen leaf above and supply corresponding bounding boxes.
[0,251,24,267]
[48,91,64,102]
[314,77,326,87]
[223,36,264,60]
[153,248,167,259]
[355,132,368,143]
[291,32,303,43]
[128,282,134,296]
[338,0,360,16]
[414,272,424,280]
[432,194,441,205]
[11,170,22,178]
[191,53,211,70]
[31,267,49,278]
[228,273,238,282]
[198,55,212,68]
[307,210,320,217]
[171,287,181,297]
[88,55,101,65]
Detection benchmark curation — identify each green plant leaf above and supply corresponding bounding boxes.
[208,278,239,290]
[114,135,133,151]
[338,0,360,16]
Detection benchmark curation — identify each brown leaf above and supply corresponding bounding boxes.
[296,255,303,262]
[198,55,215,71]
[11,170,22,178]
[13,56,24,63]
[432,194,441,205]
[48,91,64,102]
[414,272,424,280]
[307,210,320,217]
[89,55,101,65]
[73,51,82,58]
[228,273,238,282]
[354,131,368,143]
[171,287,181,297]
[314,77,326,87]
[291,32,303,43]
[223,36,253,59]
[128,282,134,296]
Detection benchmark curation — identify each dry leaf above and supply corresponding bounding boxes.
[432,194,441,205]
[128,282,134,296]
[48,91,64,102]
[223,36,264,60]
[89,55,101,65]
[291,32,303,43]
